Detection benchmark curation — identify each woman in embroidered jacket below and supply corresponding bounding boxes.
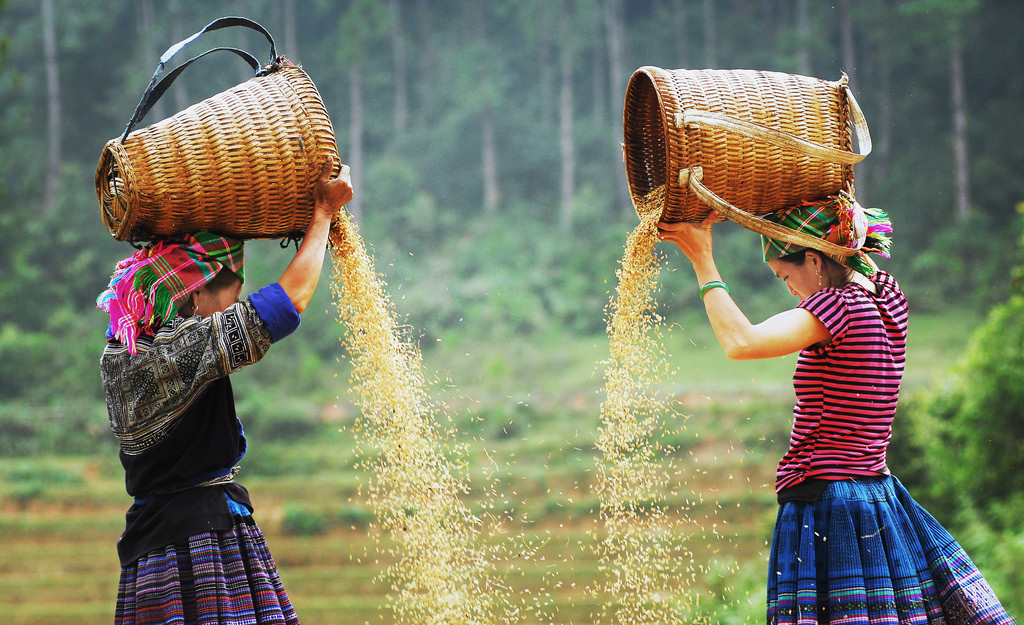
[97,157,352,625]
[657,195,1016,624]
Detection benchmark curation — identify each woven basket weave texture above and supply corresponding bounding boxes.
[623,67,855,223]
[96,65,338,242]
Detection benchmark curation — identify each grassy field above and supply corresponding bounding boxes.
[0,406,779,625]
[0,309,987,624]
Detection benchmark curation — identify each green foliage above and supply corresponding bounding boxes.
[281,503,329,536]
[903,211,1016,312]
[3,0,1022,410]
[892,207,1024,615]
[945,297,1024,501]
[1,458,86,508]
[949,502,1024,606]
[901,209,1024,519]
[0,401,113,456]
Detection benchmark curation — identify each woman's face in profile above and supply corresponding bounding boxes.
[767,254,823,300]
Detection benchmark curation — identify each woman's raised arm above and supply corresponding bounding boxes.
[657,215,830,360]
[278,156,353,314]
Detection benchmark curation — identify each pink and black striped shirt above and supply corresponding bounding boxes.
[776,271,909,492]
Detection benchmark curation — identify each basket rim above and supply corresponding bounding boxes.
[95,140,139,240]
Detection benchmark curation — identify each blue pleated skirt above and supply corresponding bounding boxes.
[767,476,1017,625]
[115,516,300,625]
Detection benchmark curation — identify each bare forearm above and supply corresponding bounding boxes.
[278,211,332,314]
[690,257,758,359]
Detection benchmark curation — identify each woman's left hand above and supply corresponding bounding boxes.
[657,212,720,265]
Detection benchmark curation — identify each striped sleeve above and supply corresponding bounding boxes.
[799,288,849,349]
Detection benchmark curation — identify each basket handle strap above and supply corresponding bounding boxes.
[119,16,278,143]
[679,167,858,257]
[674,85,872,165]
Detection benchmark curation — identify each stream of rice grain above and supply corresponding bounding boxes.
[328,214,518,625]
[593,186,709,624]
[325,190,734,624]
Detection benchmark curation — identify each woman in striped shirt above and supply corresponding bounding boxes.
[658,193,1016,624]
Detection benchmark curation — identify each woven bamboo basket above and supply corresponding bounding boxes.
[96,18,339,242]
[622,67,871,253]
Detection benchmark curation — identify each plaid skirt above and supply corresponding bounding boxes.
[767,476,1017,625]
[115,516,299,625]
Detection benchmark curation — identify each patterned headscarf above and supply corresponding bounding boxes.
[97,231,244,354]
[761,192,892,277]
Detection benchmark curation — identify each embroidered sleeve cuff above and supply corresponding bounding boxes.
[248,283,301,343]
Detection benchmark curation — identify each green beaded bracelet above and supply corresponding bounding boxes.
[699,280,729,300]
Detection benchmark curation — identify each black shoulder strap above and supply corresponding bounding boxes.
[120,16,278,143]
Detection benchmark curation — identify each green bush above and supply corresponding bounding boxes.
[281,504,329,536]
[891,205,1024,615]
[0,324,51,399]
[2,460,86,508]
[900,209,1024,524]
[0,402,114,457]
[336,504,375,530]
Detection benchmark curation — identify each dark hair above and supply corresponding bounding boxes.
[205,268,242,293]
[777,248,854,288]
[778,249,810,265]
[176,268,241,317]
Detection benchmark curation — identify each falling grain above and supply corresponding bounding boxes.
[593,186,709,624]
[328,214,513,625]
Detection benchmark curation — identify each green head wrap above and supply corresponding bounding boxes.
[761,192,893,277]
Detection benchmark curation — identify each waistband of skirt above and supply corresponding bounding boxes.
[133,466,240,505]
[816,475,895,502]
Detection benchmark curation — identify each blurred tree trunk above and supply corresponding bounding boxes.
[873,0,893,187]
[668,0,688,68]
[795,0,811,75]
[41,0,60,214]
[137,0,167,122]
[391,0,409,135]
[474,6,500,215]
[414,0,436,124]
[281,0,297,61]
[604,0,624,122]
[482,110,500,215]
[168,0,190,114]
[838,0,867,201]
[950,40,970,219]
[839,0,857,91]
[336,0,390,221]
[539,13,556,129]
[702,0,717,68]
[348,64,364,220]
[591,33,606,125]
[559,1,575,229]
[604,0,632,212]
[875,48,893,183]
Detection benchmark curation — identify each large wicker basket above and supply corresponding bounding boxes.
[622,67,871,254]
[95,18,339,242]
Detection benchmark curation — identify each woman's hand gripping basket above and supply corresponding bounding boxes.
[622,67,872,256]
[95,17,340,243]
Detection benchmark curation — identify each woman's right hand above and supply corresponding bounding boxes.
[657,212,719,266]
[312,155,353,222]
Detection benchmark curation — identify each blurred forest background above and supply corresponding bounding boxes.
[1,0,1023,623]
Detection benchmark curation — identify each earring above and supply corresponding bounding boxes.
[817,271,823,289]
